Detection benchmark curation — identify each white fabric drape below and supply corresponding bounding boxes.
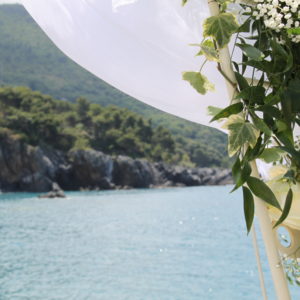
[20,0,229,128]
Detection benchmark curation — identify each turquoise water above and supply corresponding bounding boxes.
[0,186,299,299]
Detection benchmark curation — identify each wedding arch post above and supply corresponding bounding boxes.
[206,0,291,299]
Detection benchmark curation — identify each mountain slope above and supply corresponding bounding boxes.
[0,4,229,167]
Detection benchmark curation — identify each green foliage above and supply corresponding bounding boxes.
[0,86,200,165]
[182,71,214,95]
[247,176,281,210]
[274,189,293,228]
[197,39,219,62]
[224,115,260,157]
[210,103,243,122]
[185,0,300,241]
[236,44,264,61]
[203,13,239,49]
[0,4,229,168]
[243,186,254,234]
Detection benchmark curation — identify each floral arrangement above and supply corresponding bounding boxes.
[182,0,300,282]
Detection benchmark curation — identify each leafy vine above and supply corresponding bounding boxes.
[182,0,300,285]
[182,0,300,231]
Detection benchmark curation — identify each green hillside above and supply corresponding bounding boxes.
[0,4,229,167]
[0,86,191,165]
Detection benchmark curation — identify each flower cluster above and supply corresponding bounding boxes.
[248,0,300,43]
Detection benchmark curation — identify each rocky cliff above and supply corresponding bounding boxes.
[0,136,232,192]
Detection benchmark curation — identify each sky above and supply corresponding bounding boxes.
[0,0,21,3]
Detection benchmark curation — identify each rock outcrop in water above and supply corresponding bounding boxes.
[0,136,232,192]
[38,182,66,198]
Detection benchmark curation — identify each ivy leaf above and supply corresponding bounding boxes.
[224,115,260,157]
[203,13,239,48]
[236,43,265,61]
[182,72,214,95]
[247,176,281,210]
[258,148,285,163]
[207,106,222,117]
[243,186,255,234]
[210,102,243,122]
[197,39,219,62]
[274,188,293,228]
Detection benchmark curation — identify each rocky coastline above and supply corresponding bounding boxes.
[0,136,232,193]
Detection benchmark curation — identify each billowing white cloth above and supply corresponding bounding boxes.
[20,0,228,128]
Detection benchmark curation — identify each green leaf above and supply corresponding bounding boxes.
[231,161,252,192]
[287,28,300,35]
[275,120,288,132]
[203,13,239,48]
[284,78,300,113]
[210,102,243,122]
[207,106,222,117]
[243,60,272,73]
[258,148,284,163]
[236,86,265,104]
[234,72,249,91]
[197,39,219,62]
[256,105,281,119]
[238,18,251,33]
[264,93,281,105]
[226,116,260,157]
[232,157,242,184]
[236,43,265,61]
[252,116,272,136]
[243,186,255,233]
[182,72,214,95]
[247,176,281,210]
[276,146,300,165]
[274,188,293,228]
[271,40,293,74]
[182,0,188,5]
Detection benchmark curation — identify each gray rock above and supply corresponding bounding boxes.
[38,182,66,198]
[112,156,158,188]
[0,136,232,192]
[68,149,114,189]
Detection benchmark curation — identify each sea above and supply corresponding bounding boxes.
[0,186,299,300]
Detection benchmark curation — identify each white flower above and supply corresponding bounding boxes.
[285,13,292,19]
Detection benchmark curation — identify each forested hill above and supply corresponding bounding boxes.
[0,86,200,166]
[0,4,229,167]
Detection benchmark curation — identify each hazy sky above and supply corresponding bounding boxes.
[0,0,21,3]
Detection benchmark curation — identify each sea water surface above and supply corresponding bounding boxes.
[0,186,299,300]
